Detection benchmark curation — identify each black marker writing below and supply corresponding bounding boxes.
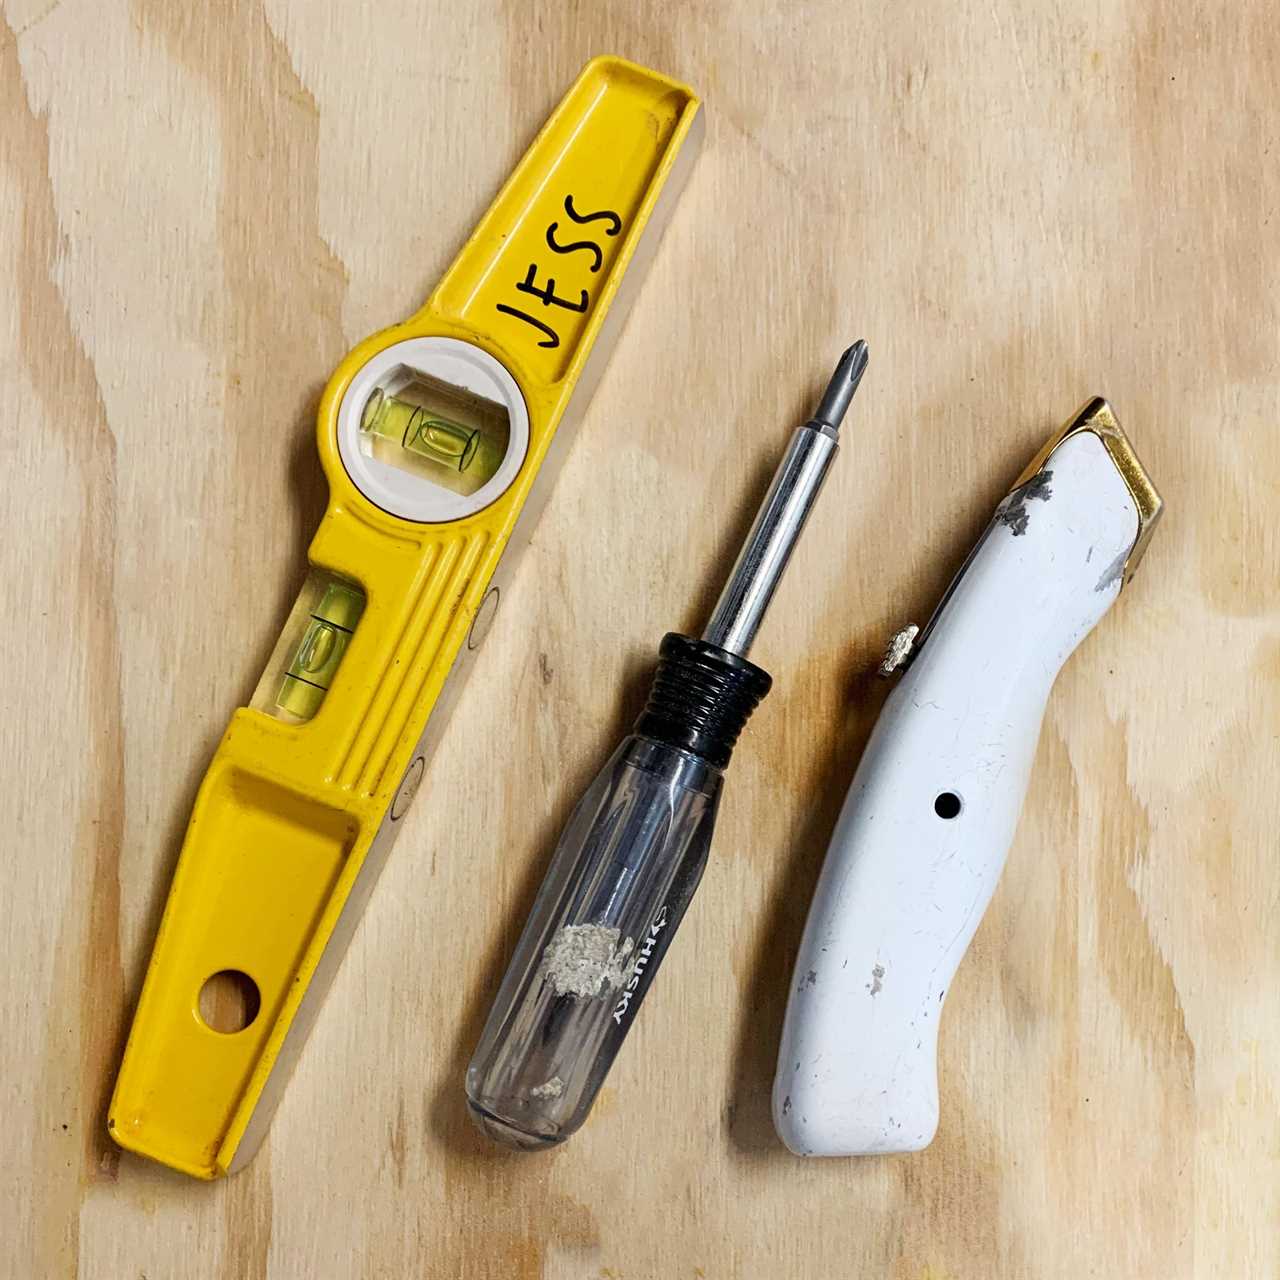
[546,222,603,272]
[517,264,588,313]
[495,304,560,348]
[563,194,622,236]
[494,194,624,350]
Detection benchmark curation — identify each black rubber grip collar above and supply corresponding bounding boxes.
[634,633,772,770]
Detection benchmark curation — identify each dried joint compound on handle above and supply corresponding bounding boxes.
[542,924,636,998]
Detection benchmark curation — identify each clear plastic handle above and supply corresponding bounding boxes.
[466,735,720,1148]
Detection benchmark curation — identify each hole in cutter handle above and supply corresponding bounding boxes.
[934,791,963,819]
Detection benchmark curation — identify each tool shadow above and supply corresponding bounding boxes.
[427,439,784,1163]
[718,407,1025,1161]
[722,658,886,1160]
[101,394,329,1175]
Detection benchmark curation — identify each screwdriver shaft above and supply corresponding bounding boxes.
[702,342,868,657]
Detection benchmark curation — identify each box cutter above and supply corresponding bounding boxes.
[773,399,1163,1156]
[109,56,703,1179]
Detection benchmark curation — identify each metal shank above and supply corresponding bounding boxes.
[701,424,840,657]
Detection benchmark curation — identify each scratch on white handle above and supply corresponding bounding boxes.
[773,431,1139,1156]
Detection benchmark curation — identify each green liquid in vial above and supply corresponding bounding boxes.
[361,389,503,484]
[275,581,366,721]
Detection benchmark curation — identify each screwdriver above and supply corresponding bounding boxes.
[465,342,869,1149]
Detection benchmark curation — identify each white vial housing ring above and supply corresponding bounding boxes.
[337,336,530,523]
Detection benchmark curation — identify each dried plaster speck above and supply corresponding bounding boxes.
[878,623,919,677]
[1094,547,1128,593]
[541,923,635,998]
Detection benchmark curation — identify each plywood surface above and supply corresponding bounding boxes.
[2,1,1276,1276]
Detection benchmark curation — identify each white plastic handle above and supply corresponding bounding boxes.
[773,430,1139,1156]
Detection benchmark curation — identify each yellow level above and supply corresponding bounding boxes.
[109,56,703,1179]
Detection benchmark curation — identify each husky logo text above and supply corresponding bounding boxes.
[612,906,670,1026]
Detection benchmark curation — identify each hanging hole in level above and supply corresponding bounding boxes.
[934,791,963,820]
[198,969,261,1034]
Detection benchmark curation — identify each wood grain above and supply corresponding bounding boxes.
[2,0,1276,1275]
